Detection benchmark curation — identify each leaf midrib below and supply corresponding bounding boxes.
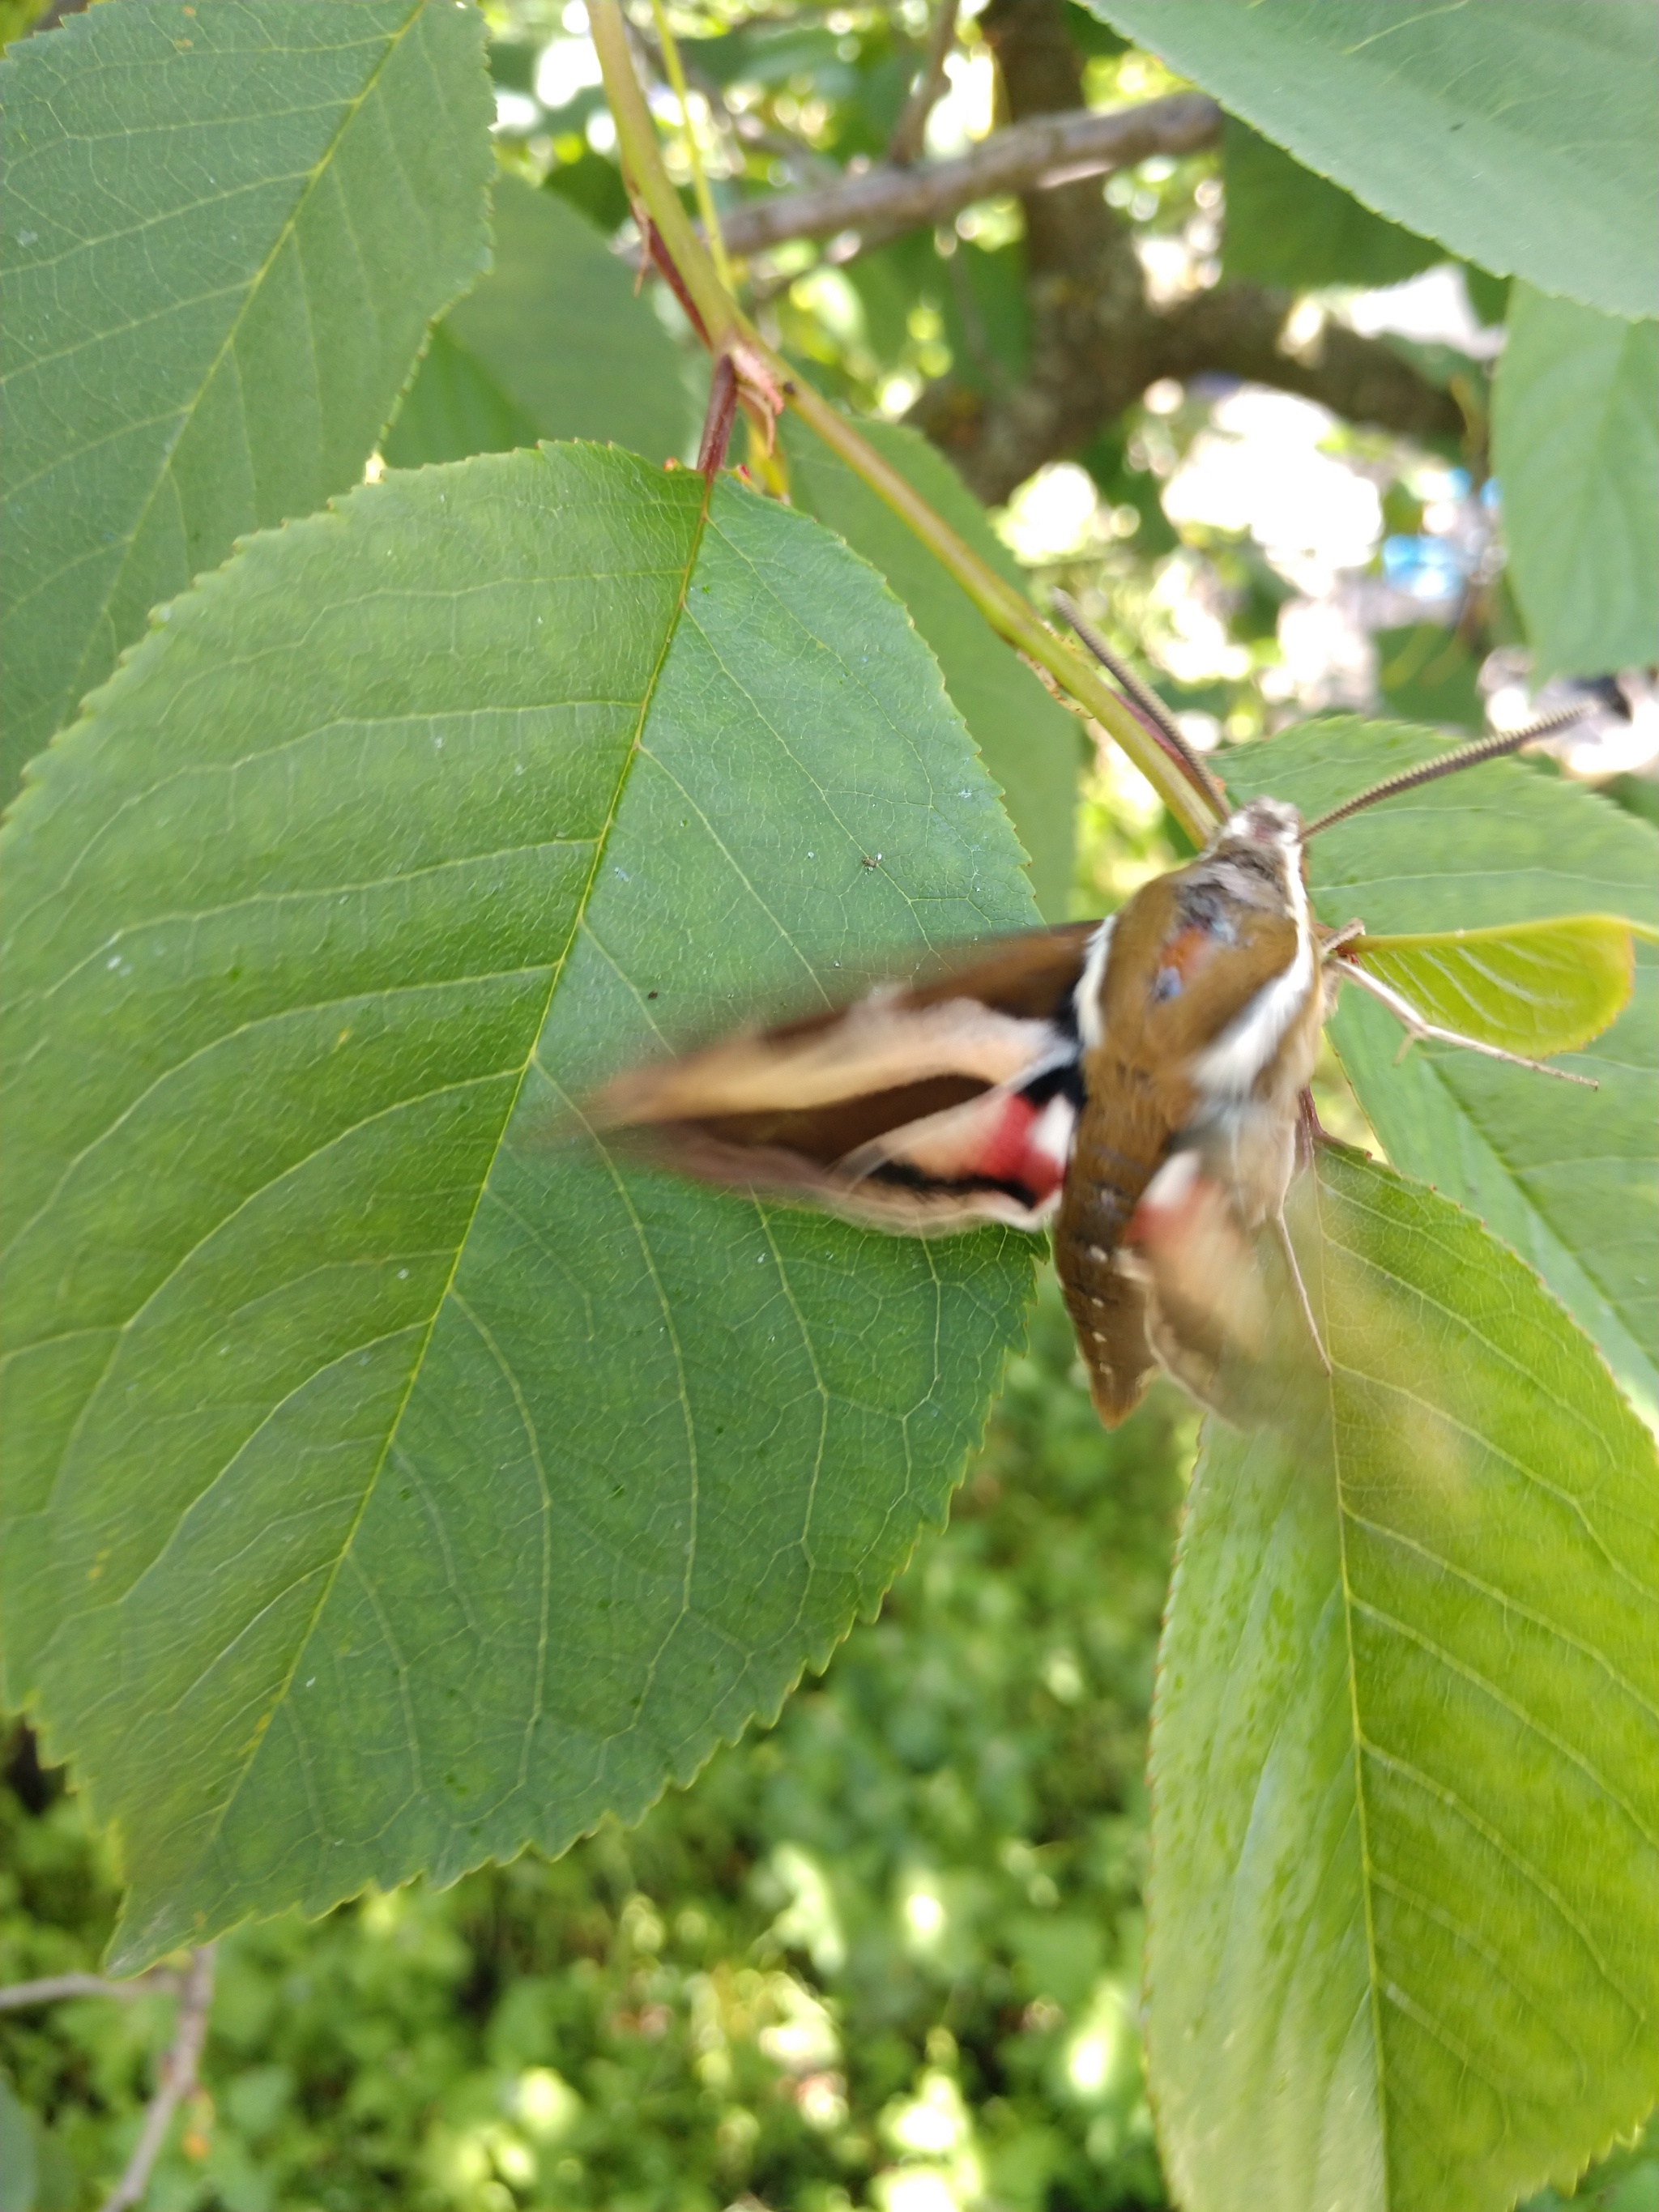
[1318,1152,1659,2191]
[1320,1164,1392,2203]
[157,475,714,1881]
[50,0,434,740]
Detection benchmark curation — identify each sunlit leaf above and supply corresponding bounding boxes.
[1348,915,1635,1060]
[1492,287,1659,680]
[1222,722,1659,1421]
[1148,1145,1659,2212]
[0,0,493,800]
[0,445,1035,1969]
[1088,0,1658,320]
[382,175,692,471]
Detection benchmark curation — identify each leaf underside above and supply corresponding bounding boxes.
[1148,1145,1659,2212]
[1086,0,1659,320]
[381,173,693,473]
[1221,116,1441,293]
[0,445,1037,1968]
[1350,915,1635,1059]
[1491,288,1659,683]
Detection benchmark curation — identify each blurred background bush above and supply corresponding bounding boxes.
[7,1280,1654,2209]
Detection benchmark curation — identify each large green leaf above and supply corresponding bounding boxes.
[382,175,692,471]
[783,416,1080,919]
[1491,286,1659,680]
[0,0,493,801]
[1089,1,1658,320]
[0,445,1036,1969]
[1221,117,1441,293]
[1147,1146,1659,2212]
[1222,723,1659,1422]
[379,200,1073,914]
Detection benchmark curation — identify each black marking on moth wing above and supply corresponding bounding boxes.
[690,1074,987,1170]
[591,925,1097,1234]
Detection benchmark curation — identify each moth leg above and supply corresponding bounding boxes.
[1271,1208,1331,1377]
[1331,954,1598,1089]
[1317,917,1366,958]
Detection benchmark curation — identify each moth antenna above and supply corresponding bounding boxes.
[1302,703,1590,839]
[1051,590,1229,816]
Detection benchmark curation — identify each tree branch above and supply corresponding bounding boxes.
[717,92,1221,257]
[902,0,1465,502]
[1157,285,1467,447]
[0,1969,183,2010]
[886,0,963,167]
[99,1946,216,2212]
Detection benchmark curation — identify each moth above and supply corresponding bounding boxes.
[591,608,1590,1428]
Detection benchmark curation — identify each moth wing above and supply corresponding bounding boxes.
[1124,1149,1333,1426]
[1122,1150,1268,1416]
[588,925,1098,1233]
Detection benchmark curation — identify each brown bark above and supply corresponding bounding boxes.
[905,0,1464,501]
[716,92,1221,257]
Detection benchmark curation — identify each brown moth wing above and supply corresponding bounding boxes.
[587,924,1097,1233]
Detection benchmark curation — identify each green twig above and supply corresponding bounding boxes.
[647,0,736,296]
[591,0,1218,845]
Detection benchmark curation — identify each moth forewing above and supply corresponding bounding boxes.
[587,925,1097,1234]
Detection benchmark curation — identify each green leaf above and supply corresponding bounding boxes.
[0,0,493,802]
[1087,1,1659,321]
[0,2070,36,2212]
[382,177,692,471]
[1491,286,1659,680]
[1221,117,1441,292]
[1376,624,1483,735]
[783,416,1080,920]
[1221,722,1659,1421]
[541,147,633,237]
[0,445,1036,1968]
[1148,1145,1659,2212]
[1350,917,1635,1059]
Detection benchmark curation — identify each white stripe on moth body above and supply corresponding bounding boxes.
[1188,802,1317,1097]
[1073,914,1115,1051]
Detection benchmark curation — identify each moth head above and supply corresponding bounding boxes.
[1205,797,1308,906]
[1218,796,1303,855]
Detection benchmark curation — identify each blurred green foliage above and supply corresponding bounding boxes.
[2,1282,1194,2211]
[1219,117,1440,293]
[1375,621,1484,731]
[7,1280,1652,2210]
